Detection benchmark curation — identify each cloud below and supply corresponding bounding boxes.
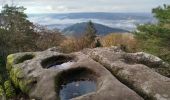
[0,0,170,13]
[28,15,139,31]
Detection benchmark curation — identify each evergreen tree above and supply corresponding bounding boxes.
[84,21,97,42]
[134,4,170,63]
[152,4,170,24]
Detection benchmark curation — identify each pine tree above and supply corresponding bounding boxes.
[84,21,97,42]
[134,4,170,64]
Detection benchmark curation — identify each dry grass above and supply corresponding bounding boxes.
[101,33,139,52]
[60,33,139,53]
[60,36,97,53]
[36,29,65,51]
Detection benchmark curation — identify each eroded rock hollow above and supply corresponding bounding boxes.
[6,47,170,100]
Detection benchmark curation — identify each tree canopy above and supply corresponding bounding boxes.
[0,5,34,33]
[0,5,38,99]
[134,4,170,63]
[0,4,39,54]
[152,4,170,24]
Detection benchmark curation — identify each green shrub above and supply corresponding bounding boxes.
[134,4,170,64]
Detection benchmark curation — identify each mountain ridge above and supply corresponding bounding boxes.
[62,22,129,36]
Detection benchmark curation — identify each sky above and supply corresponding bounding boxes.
[0,0,170,14]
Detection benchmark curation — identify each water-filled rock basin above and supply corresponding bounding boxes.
[59,80,96,100]
[41,55,75,69]
[57,68,97,100]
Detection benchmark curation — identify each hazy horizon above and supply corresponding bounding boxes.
[0,0,170,14]
[27,12,152,15]
[27,12,155,31]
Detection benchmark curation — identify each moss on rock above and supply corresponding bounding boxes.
[6,54,15,71]
[19,80,30,93]
[0,85,4,96]
[6,53,35,94]
[9,66,30,94]
[7,53,35,70]
[4,80,16,98]
[10,66,21,88]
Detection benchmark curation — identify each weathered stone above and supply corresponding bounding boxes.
[82,47,170,100]
[7,49,143,100]
[124,52,170,76]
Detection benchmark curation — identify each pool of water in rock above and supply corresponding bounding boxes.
[59,80,96,100]
[51,61,75,69]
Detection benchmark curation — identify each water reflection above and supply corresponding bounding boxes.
[59,80,96,100]
[51,61,74,69]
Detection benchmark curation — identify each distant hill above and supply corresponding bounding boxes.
[62,22,129,36]
[28,12,155,31]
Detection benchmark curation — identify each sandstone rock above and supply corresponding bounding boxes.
[7,49,143,100]
[124,52,170,76]
[82,47,170,100]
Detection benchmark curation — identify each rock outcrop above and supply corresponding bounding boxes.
[6,47,170,100]
[83,47,170,100]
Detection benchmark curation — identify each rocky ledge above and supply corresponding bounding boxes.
[5,47,170,100]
